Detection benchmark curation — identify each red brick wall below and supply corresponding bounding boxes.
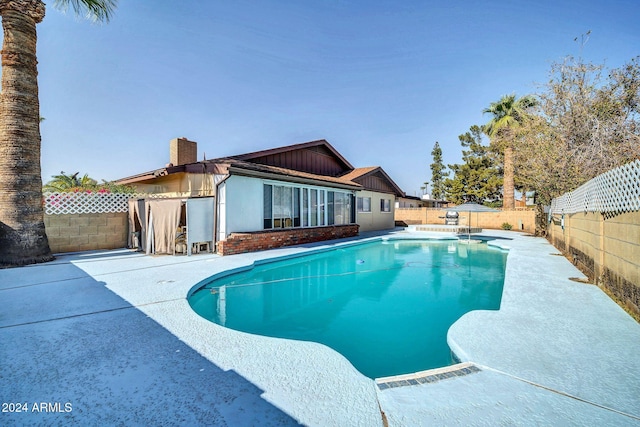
[217,225,360,255]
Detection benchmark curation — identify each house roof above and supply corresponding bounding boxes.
[399,195,424,201]
[339,167,405,197]
[232,139,354,170]
[230,139,354,178]
[216,158,362,190]
[116,155,362,191]
[116,139,402,195]
[116,164,190,185]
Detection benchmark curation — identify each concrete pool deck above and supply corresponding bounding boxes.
[1,230,639,426]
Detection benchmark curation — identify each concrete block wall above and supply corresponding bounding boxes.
[394,208,428,225]
[44,212,129,253]
[395,208,536,233]
[217,225,359,256]
[548,210,640,316]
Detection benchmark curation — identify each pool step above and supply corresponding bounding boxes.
[375,362,481,390]
[412,225,482,234]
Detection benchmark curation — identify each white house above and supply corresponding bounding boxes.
[117,138,405,255]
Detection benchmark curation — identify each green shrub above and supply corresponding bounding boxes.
[43,171,135,194]
[501,222,513,230]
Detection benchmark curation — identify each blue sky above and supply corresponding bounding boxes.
[34,0,639,196]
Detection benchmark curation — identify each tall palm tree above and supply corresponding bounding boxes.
[483,94,537,209]
[0,0,116,266]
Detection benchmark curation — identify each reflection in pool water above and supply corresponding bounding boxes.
[189,239,508,378]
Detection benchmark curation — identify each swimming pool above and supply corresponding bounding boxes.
[188,239,508,378]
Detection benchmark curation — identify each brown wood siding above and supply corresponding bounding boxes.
[355,173,396,193]
[249,146,349,176]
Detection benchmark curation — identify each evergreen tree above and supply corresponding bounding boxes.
[429,142,447,200]
[444,126,502,205]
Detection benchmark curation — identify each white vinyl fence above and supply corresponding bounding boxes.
[43,192,165,215]
[550,159,640,215]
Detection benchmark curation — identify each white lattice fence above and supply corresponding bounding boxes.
[550,160,640,214]
[43,192,165,215]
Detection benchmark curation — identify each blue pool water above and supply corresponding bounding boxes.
[188,239,508,378]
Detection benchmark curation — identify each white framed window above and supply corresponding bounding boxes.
[380,198,391,212]
[302,188,309,227]
[327,191,352,225]
[264,182,353,229]
[357,197,371,213]
[310,189,318,226]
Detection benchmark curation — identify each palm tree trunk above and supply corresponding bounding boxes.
[503,144,515,209]
[0,0,53,266]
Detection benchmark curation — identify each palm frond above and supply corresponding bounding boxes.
[53,0,118,23]
[483,94,538,137]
